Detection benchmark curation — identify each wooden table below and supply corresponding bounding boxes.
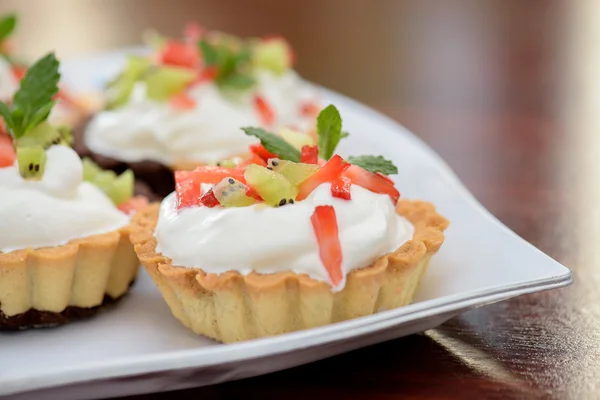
[2,0,596,398]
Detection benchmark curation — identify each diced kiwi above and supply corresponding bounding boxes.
[214,157,242,168]
[213,177,256,207]
[106,55,151,109]
[56,125,74,146]
[253,38,291,75]
[144,65,197,101]
[244,164,298,207]
[81,157,134,206]
[82,157,102,181]
[279,127,314,149]
[268,159,319,185]
[16,122,65,149]
[17,146,47,180]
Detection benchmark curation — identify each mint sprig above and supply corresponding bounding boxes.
[0,52,60,139]
[242,127,301,162]
[316,104,343,160]
[0,14,17,42]
[347,155,398,175]
[199,39,256,91]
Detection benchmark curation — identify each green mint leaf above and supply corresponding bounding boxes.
[199,39,219,66]
[0,100,13,130]
[24,100,56,132]
[242,127,301,162]
[12,53,60,138]
[348,155,398,175]
[341,131,349,139]
[0,14,17,42]
[317,104,343,160]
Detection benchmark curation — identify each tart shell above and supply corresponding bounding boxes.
[0,226,140,330]
[130,200,449,343]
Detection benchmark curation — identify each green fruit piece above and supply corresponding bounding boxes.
[215,157,242,168]
[213,177,256,207]
[56,125,74,146]
[106,55,151,109]
[279,127,315,150]
[17,146,47,180]
[107,169,134,206]
[82,157,102,181]
[244,164,298,207]
[17,122,64,149]
[268,159,319,185]
[253,38,291,75]
[144,65,196,101]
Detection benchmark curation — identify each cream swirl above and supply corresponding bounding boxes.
[84,70,320,165]
[0,146,129,253]
[155,184,414,291]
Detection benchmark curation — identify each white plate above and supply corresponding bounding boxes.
[0,50,572,400]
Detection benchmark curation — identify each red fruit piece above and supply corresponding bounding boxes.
[300,101,320,118]
[254,95,275,127]
[175,170,201,209]
[249,143,278,161]
[193,166,246,184]
[159,40,199,69]
[0,134,15,168]
[245,185,264,201]
[300,145,318,164]
[297,155,350,200]
[238,152,267,168]
[311,205,343,288]
[170,92,196,110]
[331,176,352,200]
[200,188,220,207]
[11,65,27,81]
[197,66,218,83]
[118,196,149,215]
[344,165,400,203]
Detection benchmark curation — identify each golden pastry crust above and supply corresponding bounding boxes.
[0,225,140,320]
[131,200,448,343]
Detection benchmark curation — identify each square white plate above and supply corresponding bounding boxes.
[0,50,572,400]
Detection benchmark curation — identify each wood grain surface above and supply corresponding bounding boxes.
[1,0,595,399]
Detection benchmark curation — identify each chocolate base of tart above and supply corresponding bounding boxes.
[0,280,136,330]
[73,117,173,200]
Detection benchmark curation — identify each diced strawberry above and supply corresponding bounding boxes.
[159,40,199,69]
[311,205,343,288]
[200,188,220,207]
[344,165,400,203]
[192,166,246,184]
[11,65,27,81]
[249,143,278,161]
[254,95,275,127]
[170,92,196,110]
[331,176,352,200]
[198,66,218,83]
[300,145,319,164]
[0,134,15,168]
[300,101,320,118]
[376,172,395,184]
[297,154,350,200]
[238,152,267,168]
[184,22,205,43]
[175,170,202,209]
[118,196,149,215]
[245,185,264,201]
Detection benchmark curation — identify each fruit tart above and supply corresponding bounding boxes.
[130,105,448,342]
[0,14,95,129]
[77,23,321,198]
[0,54,146,329]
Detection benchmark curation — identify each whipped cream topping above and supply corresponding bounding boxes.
[0,57,19,101]
[155,184,414,291]
[84,70,320,165]
[0,146,129,253]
